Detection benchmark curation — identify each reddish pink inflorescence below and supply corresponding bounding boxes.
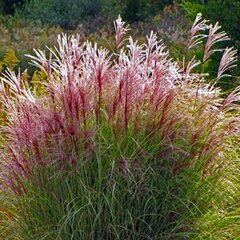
[0,15,239,193]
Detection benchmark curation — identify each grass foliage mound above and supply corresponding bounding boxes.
[0,15,240,239]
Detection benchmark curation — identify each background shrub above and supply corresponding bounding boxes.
[0,0,24,14]
[121,0,175,22]
[16,0,178,28]
[17,0,102,29]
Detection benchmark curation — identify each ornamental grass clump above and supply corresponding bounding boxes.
[0,15,240,239]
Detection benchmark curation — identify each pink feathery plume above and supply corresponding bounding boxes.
[114,15,129,48]
[188,13,209,50]
[217,47,238,80]
[203,22,230,62]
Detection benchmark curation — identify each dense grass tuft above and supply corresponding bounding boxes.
[0,15,240,239]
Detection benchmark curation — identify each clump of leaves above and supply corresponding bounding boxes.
[0,15,239,239]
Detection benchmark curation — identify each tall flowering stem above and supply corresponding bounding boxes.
[217,47,238,80]
[203,22,230,62]
[188,13,209,50]
[114,15,129,49]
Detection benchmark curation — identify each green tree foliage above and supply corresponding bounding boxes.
[0,0,24,14]
[17,0,102,29]
[16,0,176,28]
[122,0,174,22]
